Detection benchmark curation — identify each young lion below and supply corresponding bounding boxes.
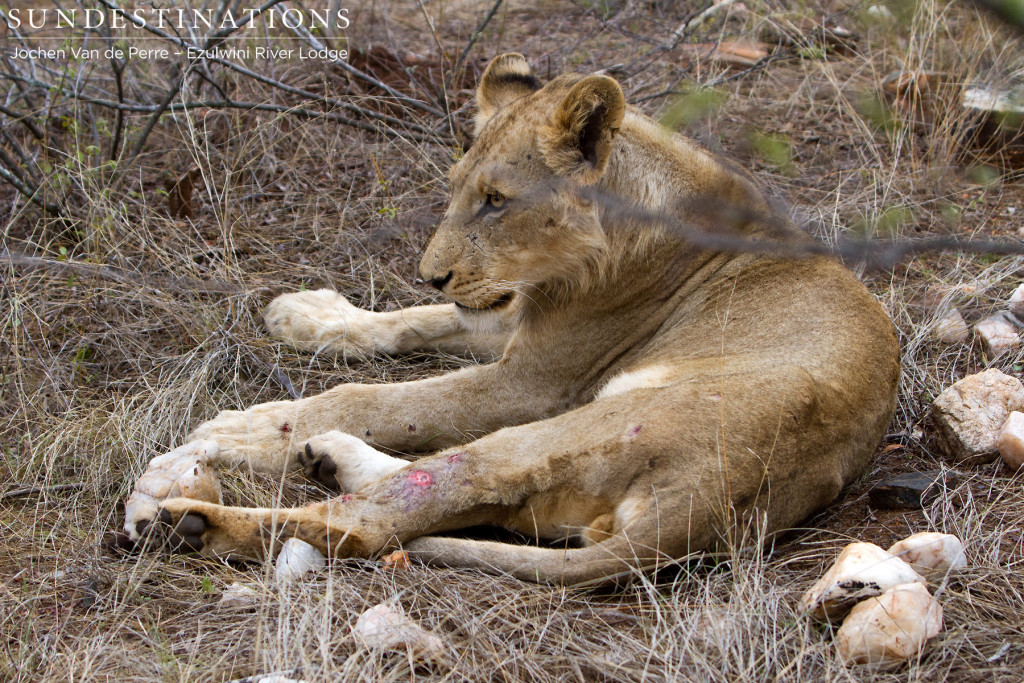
[132,54,900,584]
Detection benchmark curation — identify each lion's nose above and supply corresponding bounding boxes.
[426,271,454,291]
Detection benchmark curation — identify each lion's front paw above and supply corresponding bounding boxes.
[300,431,407,491]
[124,440,222,542]
[264,289,381,355]
[188,401,305,468]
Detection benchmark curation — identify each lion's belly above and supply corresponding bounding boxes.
[502,490,615,542]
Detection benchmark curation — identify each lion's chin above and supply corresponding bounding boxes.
[453,292,515,312]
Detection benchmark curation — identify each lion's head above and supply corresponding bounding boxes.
[419,54,626,317]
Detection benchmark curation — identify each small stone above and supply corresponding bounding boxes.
[930,369,1024,465]
[975,313,1020,357]
[997,411,1024,470]
[275,538,326,584]
[218,582,258,609]
[866,4,894,19]
[799,542,925,620]
[835,582,943,664]
[932,308,969,344]
[353,603,445,658]
[887,532,967,578]
[868,470,960,509]
[962,84,1024,118]
[1010,284,1024,320]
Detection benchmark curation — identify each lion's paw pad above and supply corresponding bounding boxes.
[299,440,341,490]
[136,508,208,553]
[124,440,222,542]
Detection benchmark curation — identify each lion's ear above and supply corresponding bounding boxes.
[475,53,540,134]
[539,75,625,185]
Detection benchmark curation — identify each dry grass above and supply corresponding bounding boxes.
[2,0,1024,680]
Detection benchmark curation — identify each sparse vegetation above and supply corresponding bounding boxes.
[1,0,1023,680]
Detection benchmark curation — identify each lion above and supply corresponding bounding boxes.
[129,53,900,585]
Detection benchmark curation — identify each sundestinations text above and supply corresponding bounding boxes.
[5,8,351,31]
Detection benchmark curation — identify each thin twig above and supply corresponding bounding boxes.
[125,68,186,166]
[277,14,445,117]
[0,103,44,140]
[0,71,442,142]
[90,0,444,137]
[1,252,269,296]
[447,0,505,93]
[270,363,302,400]
[2,483,85,501]
[0,164,61,213]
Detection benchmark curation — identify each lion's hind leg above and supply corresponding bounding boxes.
[399,533,676,586]
[147,497,368,560]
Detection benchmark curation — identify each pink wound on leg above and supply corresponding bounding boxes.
[629,424,643,436]
[408,470,433,487]
[447,452,465,464]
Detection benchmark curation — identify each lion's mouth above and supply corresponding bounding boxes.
[454,292,515,312]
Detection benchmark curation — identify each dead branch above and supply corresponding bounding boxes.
[0,103,44,140]
[278,9,445,118]
[0,165,61,214]
[125,67,187,167]
[91,0,444,138]
[2,483,85,501]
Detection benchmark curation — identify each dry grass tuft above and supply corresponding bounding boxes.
[2,0,1023,680]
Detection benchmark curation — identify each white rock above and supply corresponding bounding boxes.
[932,308,969,344]
[353,603,444,657]
[1009,284,1024,319]
[218,582,258,608]
[866,4,895,19]
[835,582,943,664]
[275,538,326,583]
[124,440,222,540]
[887,532,967,578]
[997,411,1024,470]
[930,369,1024,465]
[799,542,925,620]
[975,314,1020,357]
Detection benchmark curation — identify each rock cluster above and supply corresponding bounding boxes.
[931,368,1024,469]
[928,284,1023,355]
[801,533,966,664]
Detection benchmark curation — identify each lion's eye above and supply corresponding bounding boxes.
[487,191,506,210]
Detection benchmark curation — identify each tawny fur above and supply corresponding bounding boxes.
[145,54,900,585]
